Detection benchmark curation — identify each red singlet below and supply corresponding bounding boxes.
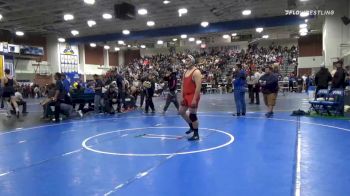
[182,69,200,108]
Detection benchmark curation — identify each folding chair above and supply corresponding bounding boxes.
[321,89,345,116]
[309,89,329,114]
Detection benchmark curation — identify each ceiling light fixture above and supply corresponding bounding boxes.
[231,33,237,36]
[115,47,120,51]
[181,34,187,39]
[122,30,130,35]
[300,11,309,17]
[196,40,202,45]
[299,28,308,33]
[0,14,3,21]
[163,0,171,4]
[157,40,164,45]
[147,21,155,27]
[172,38,178,41]
[127,45,131,48]
[223,34,230,39]
[256,27,264,33]
[201,21,209,27]
[178,8,188,17]
[15,31,24,36]
[84,0,95,5]
[87,20,96,27]
[242,10,252,16]
[138,8,148,15]
[299,23,307,28]
[118,40,125,45]
[58,38,66,43]
[300,32,307,36]
[305,19,309,23]
[188,37,195,42]
[104,45,110,50]
[71,30,79,36]
[262,35,269,39]
[64,14,74,21]
[90,43,96,47]
[102,13,112,19]
[140,45,146,49]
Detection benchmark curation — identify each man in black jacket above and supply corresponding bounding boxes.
[259,66,279,118]
[144,74,156,114]
[332,60,347,89]
[163,68,179,114]
[315,66,332,93]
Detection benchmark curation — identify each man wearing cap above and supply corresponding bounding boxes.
[179,55,202,141]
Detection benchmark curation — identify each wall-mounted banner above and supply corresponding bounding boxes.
[59,43,79,73]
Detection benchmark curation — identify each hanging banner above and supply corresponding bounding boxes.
[59,43,79,74]
[0,55,4,77]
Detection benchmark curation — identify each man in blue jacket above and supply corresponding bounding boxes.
[232,64,247,116]
[259,66,279,118]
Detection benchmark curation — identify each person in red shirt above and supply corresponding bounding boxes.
[179,55,202,141]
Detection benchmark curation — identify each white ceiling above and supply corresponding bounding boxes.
[0,0,326,38]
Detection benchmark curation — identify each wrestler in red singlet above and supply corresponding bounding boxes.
[179,55,202,141]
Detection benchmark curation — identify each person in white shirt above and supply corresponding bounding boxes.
[247,72,255,104]
[11,91,28,114]
[253,69,263,104]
